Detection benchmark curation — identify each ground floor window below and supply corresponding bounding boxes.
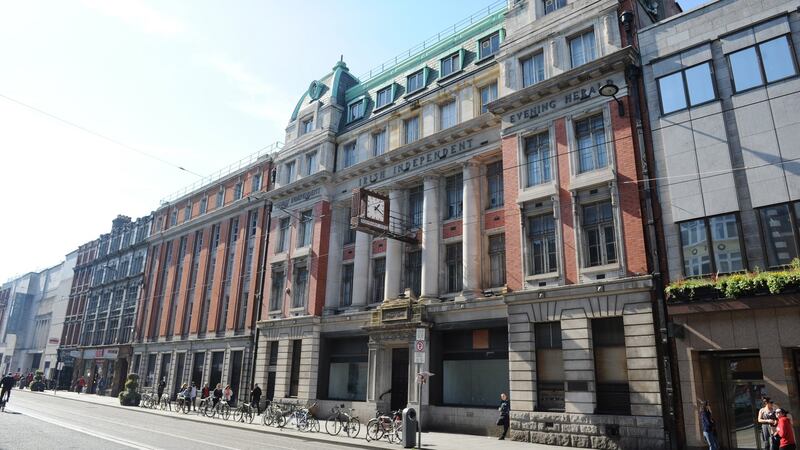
[229,350,243,404]
[210,351,224,389]
[435,327,508,407]
[145,353,156,387]
[191,352,204,388]
[318,336,368,401]
[288,340,301,397]
[592,317,630,415]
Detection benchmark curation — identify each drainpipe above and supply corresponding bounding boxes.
[619,8,679,450]
[248,198,273,395]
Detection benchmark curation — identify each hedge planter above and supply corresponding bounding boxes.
[119,373,141,407]
[666,259,800,303]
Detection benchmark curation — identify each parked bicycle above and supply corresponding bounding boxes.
[175,393,191,414]
[203,398,231,420]
[366,409,403,443]
[232,401,255,424]
[325,404,360,437]
[261,401,287,428]
[140,390,157,409]
[158,393,171,411]
[285,401,318,432]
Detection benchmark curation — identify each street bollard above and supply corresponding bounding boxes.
[402,407,417,448]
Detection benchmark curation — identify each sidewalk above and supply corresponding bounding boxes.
[19,389,570,450]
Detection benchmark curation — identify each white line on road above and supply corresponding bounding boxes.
[9,404,154,450]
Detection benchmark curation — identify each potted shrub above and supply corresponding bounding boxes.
[118,373,141,406]
[30,370,45,392]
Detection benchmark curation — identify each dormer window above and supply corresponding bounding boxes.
[300,116,313,135]
[407,69,426,94]
[440,52,461,78]
[376,85,394,109]
[479,31,501,60]
[348,99,366,123]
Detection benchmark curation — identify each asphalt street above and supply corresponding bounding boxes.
[0,391,365,450]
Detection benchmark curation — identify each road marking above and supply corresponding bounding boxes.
[9,405,153,449]
[84,414,245,450]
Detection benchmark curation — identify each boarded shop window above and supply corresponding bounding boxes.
[592,317,630,415]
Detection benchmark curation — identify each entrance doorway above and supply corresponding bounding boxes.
[390,348,409,412]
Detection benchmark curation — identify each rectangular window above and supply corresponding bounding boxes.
[680,214,744,276]
[569,29,596,68]
[729,36,797,93]
[216,189,224,208]
[526,131,552,186]
[372,258,385,303]
[292,263,308,308]
[407,70,425,93]
[348,100,364,122]
[657,62,716,114]
[409,186,424,228]
[535,322,564,411]
[544,0,566,14]
[233,182,243,201]
[343,142,357,168]
[340,264,354,307]
[376,86,393,109]
[145,353,157,387]
[269,268,285,311]
[439,100,456,130]
[446,243,463,293]
[405,250,422,297]
[373,129,387,156]
[170,209,178,227]
[521,52,545,87]
[759,203,799,267]
[305,152,317,176]
[199,197,208,214]
[277,217,290,253]
[445,173,463,219]
[297,210,313,248]
[209,351,223,389]
[404,116,419,144]
[288,340,301,397]
[301,117,313,135]
[582,201,617,267]
[184,203,191,223]
[344,207,356,245]
[575,114,607,173]
[593,317,630,415]
[441,328,508,407]
[480,82,498,114]
[323,337,368,401]
[489,234,506,287]
[284,161,296,184]
[441,52,460,78]
[479,32,501,60]
[487,161,504,209]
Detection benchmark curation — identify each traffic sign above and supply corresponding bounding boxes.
[415,340,425,352]
[414,352,425,364]
[416,328,425,341]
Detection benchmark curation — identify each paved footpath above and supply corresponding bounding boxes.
[5,388,572,450]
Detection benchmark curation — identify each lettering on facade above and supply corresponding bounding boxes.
[506,80,615,125]
[275,187,322,209]
[358,138,475,188]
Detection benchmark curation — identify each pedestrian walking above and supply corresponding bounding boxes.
[774,408,796,450]
[157,377,166,399]
[223,385,232,404]
[76,376,86,394]
[700,401,719,450]
[497,392,510,440]
[0,373,15,403]
[759,397,780,450]
[250,384,262,414]
[201,383,210,400]
[190,382,198,411]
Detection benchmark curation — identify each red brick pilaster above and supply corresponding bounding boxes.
[308,201,331,316]
[555,118,578,285]
[189,227,210,334]
[501,134,524,291]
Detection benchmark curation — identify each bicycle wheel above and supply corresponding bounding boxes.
[365,419,382,442]
[233,409,243,422]
[307,416,319,433]
[221,404,231,420]
[393,423,403,443]
[275,413,286,428]
[346,417,361,438]
[245,408,255,424]
[325,416,342,436]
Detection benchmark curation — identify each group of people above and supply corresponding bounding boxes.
[171,381,260,412]
[701,396,796,450]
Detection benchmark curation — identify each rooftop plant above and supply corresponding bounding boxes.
[665,259,800,302]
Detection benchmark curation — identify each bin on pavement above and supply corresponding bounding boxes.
[402,407,417,448]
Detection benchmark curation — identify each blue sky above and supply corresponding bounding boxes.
[0,0,711,280]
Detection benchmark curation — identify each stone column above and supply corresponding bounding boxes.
[459,160,482,300]
[384,189,404,301]
[351,231,370,307]
[324,206,344,311]
[420,176,440,301]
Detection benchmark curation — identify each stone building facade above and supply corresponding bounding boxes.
[131,152,273,404]
[640,0,800,448]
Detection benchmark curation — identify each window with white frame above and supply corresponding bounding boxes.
[297,210,313,248]
[521,52,545,87]
[728,35,798,93]
[376,86,393,109]
[527,213,558,275]
[404,116,419,144]
[569,29,596,68]
[269,267,285,311]
[543,0,566,14]
[277,217,290,253]
[489,234,506,287]
[292,261,308,308]
[479,31,500,59]
[441,52,460,78]
[301,117,313,135]
[184,203,191,223]
[679,214,744,276]
[445,173,463,219]
[348,100,365,122]
[200,197,208,214]
[305,152,317,176]
[284,161,296,184]
[582,201,617,267]
[407,69,425,93]
[170,209,178,227]
[657,62,716,114]
[234,181,243,201]
[373,129,387,156]
[575,114,607,173]
[480,82,498,114]
[445,243,463,293]
[340,264,354,307]
[439,100,456,130]
[343,142,357,168]
[525,131,552,186]
[487,161,504,209]
[216,189,225,208]
[252,173,262,192]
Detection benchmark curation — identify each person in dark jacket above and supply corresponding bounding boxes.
[157,378,166,399]
[700,401,719,450]
[251,384,262,414]
[212,383,223,406]
[0,373,15,403]
[498,392,510,440]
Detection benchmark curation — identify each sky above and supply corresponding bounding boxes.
[0,0,711,282]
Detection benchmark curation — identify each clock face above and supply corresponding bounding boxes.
[365,195,385,222]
